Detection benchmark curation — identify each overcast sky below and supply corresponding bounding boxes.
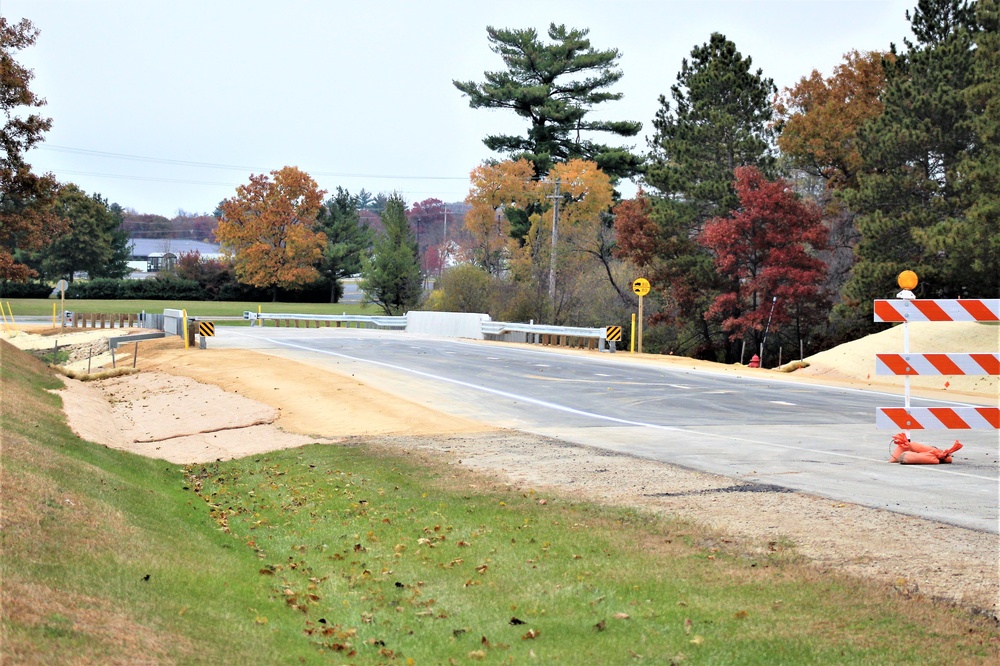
[4,0,916,217]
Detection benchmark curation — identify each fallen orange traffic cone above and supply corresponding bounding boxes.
[889,432,963,464]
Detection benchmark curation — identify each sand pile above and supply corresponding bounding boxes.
[800,321,998,398]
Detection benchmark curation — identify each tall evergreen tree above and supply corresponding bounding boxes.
[454,23,642,181]
[32,185,130,281]
[627,33,776,360]
[315,187,373,303]
[841,0,992,327]
[360,194,422,315]
[647,32,777,222]
[952,0,1000,295]
[94,200,131,279]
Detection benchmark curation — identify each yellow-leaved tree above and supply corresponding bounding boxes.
[217,166,327,300]
[463,159,538,276]
[513,159,613,320]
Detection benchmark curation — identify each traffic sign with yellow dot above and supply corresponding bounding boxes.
[632,278,650,296]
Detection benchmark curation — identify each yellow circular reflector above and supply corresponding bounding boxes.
[897,270,918,290]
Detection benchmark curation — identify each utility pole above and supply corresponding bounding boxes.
[441,205,449,273]
[547,179,561,303]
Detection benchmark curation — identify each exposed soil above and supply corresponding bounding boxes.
[5,324,998,621]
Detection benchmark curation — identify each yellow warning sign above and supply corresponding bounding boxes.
[632,277,650,296]
[606,326,623,342]
[198,321,215,337]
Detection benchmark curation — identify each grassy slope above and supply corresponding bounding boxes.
[1,340,997,664]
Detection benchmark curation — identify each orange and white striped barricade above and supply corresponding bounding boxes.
[874,299,999,323]
[875,353,1000,376]
[877,406,1000,430]
[875,298,999,432]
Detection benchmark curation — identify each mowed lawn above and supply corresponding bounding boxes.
[1,341,997,664]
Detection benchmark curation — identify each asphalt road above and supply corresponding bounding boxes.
[214,326,999,533]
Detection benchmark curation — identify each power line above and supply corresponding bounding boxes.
[54,169,238,187]
[37,144,471,181]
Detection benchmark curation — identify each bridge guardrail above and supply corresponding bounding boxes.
[240,311,611,350]
[482,320,610,351]
[244,312,407,329]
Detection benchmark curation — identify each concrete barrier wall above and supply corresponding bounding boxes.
[163,308,185,337]
[405,311,490,339]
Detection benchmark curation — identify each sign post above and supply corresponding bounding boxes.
[57,279,68,329]
[631,278,650,354]
[896,271,918,437]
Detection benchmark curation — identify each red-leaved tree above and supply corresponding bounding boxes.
[699,166,829,360]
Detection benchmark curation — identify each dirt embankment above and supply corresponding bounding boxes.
[5,324,998,620]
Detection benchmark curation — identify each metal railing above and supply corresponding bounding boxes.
[482,321,610,350]
[244,312,407,329]
[241,311,612,350]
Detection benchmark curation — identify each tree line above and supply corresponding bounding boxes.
[2,1,996,362]
[444,0,997,362]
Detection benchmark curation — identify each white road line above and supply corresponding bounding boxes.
[228,330,996,480]
[770,400,796,406]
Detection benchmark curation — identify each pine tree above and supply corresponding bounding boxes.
[315,187,373,303]
[360,194,422,315]
[455,23,642,180]
[841,0,992,329]
[951,0,1000,295]
[647,32,777,223]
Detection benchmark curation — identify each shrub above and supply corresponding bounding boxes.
[432,265,492,313]
[65,276,205,300]
[0,281,54,298]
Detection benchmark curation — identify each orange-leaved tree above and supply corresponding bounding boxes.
[0,17,64,281]
[463,159,538,276]
[216,166,327,300]
[773,50,890,190]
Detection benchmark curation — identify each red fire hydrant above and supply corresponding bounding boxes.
[749,354,760,368]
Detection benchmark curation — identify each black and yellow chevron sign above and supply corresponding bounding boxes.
[605,325,622,342]
[198,321,215,337]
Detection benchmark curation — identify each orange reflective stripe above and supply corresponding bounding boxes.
[923,354,964,375]
[959,299,1000,321]
[928,408,971,429]
[971,353,1000,375]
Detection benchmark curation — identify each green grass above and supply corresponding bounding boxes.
[1,298,378,320]
[33,348,71,365]
[2,340,997,664]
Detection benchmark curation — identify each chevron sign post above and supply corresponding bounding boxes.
[874,277,999,432]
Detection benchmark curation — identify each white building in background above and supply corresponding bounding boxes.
[127,238,223,277]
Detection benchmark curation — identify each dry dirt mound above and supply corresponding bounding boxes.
[59,370,334,464]
[799,321,998,399]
